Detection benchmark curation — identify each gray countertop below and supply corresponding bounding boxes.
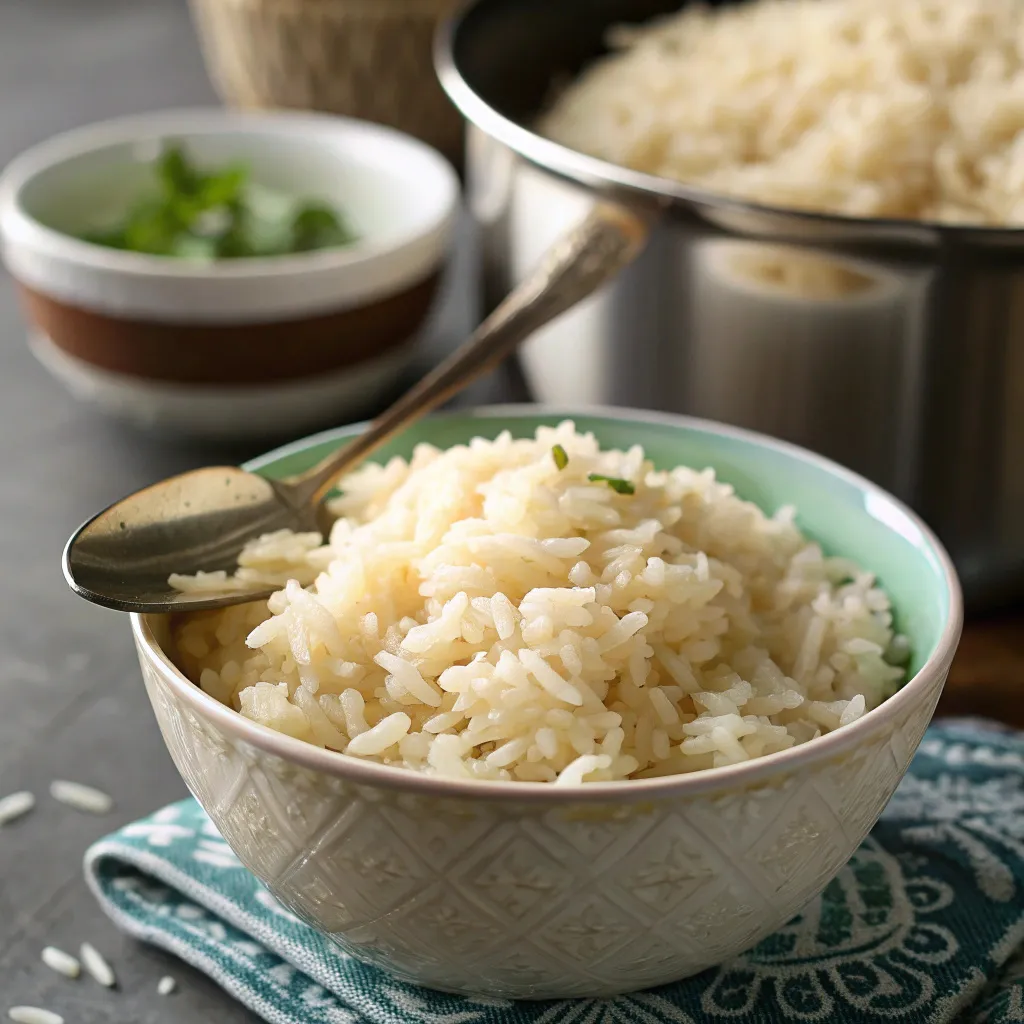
[0,1,523,1017]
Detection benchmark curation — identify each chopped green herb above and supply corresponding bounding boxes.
[79,143,358,260]
[551,444,569,470]
[588,474,635,495]
[290,202,356,252]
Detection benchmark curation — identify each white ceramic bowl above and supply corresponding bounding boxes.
[0,109,459,440]
[131,406,963,1000]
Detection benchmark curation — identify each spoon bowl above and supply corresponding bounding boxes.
[63,466,324,613]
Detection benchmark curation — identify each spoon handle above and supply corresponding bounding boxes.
[290,202,652,506]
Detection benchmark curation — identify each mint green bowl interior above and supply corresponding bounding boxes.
[247,408,956,680]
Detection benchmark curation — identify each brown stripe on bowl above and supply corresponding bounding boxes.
[16,272,441,386]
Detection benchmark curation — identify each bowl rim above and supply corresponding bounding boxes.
[0,107,460,280]
[133,403,963,804]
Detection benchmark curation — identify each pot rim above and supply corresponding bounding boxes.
[133,402,963,807]
[435,0,1024,249]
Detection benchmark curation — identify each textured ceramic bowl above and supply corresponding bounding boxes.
[0,109,458,440]
[132,406,963,999]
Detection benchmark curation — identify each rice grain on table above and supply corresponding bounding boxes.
[0,791,34,827]
[173,422,906,783]
[40,946,80,979]
[49,781,113,815]
[157,976,177,996]
[8,1009,64,1024]
[79,943,115,987]
[540,0,1024,226]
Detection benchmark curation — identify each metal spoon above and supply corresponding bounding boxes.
[63,204,651,614]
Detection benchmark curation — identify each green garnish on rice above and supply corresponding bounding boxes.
[587,473,635,495]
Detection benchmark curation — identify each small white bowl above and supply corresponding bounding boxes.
[0,108,459,440]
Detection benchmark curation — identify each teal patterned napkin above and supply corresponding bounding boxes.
[84,720,1024,1024]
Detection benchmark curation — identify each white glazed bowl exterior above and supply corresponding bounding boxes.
[28,331,414,442]
[130,406,962,1000]
[136,619,949,999]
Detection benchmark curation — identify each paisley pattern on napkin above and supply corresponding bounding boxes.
[84,721,1024,1024]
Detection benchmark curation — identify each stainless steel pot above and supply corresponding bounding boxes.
[436,0,1024,613]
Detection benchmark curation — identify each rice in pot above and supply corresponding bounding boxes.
[172,423,906,784]
[539,0,1024,225]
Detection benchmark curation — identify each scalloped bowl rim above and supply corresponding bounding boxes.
[133,404,963,805]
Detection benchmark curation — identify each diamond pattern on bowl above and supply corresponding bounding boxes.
[247,762,336,847]
[137,632,950,999]
[752,783,848,901]
[301,804,435,909]
[328,924,408,975]
[384,884,508,961]
[448,824,578,921]
[216,784,304,880]
[538,806,659,862]
[274,870,366,934]
[378,801,496,872]
[835,741,903,841]
[589,927,709,991]
[530,887,649,965]
[472,946,593,1000]
[656,872,770,958]
[605,815,718,918]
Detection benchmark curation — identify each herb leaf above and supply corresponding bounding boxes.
[551,444,569,470]
[158,145,202,198]
[78,142,357,261]
[291,202,357,252]
[587,473,635,495]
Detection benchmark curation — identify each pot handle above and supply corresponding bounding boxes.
[295,202,651,503]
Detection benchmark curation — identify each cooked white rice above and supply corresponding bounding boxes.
[8,1009,64,1024]
[40,947,80,980]
[540,0,1024,225]
[0,791,34,827]
[49,780,113,815]
[173,423,906,784]
[79,943,115,988]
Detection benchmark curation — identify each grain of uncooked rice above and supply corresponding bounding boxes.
[40,946,80,979]
[49,781,113,815]
[173,423,906,783]
[8,1009,63,1024]
[0,791,34,826]
[79,943,115,987]
[540,0,1024,225]
[157,976,177,996]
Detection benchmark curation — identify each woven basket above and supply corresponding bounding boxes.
[189,0,465,168]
